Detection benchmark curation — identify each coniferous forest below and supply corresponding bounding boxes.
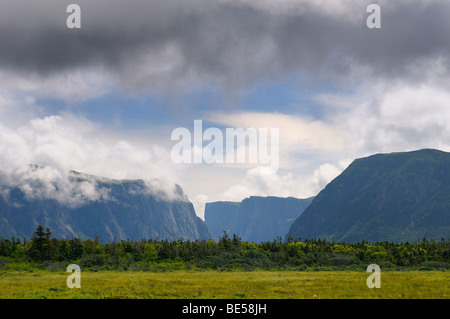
[0,225,448,272]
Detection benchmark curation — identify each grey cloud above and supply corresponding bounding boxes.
[273,2,450,83]
[0,0,449,96]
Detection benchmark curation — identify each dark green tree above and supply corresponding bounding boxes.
[28,225,52,262]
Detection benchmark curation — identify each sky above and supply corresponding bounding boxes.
[1,0,450,218]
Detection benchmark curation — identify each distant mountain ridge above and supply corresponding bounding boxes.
[0,170,214,241]
[287,149,450,242]
[205,196,313,242]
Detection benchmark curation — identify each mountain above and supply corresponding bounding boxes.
[286,149,450,242]
[203,201,240,240]
[0,170,214,241]
[205,196,313,242]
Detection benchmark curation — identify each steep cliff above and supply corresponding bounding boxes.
[205,196,313,242]
[0,171,214,241]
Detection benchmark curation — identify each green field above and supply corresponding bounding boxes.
[0,270,448,299]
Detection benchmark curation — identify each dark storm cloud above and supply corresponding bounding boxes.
[0,0,449,94]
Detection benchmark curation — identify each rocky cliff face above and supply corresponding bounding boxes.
[205,196,313,242]
[287,149,450,242]
[0,171,214,241]
[203,201,240,240]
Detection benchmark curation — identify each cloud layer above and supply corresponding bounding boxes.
[1,0,449,98]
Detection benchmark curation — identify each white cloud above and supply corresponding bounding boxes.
[329,84,450,155]
[218,162,348,203]
[206,111,350,162]
[0,166,110,207]
[0,112,184,206]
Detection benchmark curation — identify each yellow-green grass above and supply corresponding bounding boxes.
[0,271,448,299]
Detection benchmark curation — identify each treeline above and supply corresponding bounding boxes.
[0,226,449,271]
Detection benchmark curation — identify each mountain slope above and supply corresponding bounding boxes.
[286,149,450,242]
[205,196,313,242]
[0,171,214,241]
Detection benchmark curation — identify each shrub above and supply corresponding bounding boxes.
[331,254,358,266]
[80,253,107,268]
[378,261,397,269]
[420,261,450,270]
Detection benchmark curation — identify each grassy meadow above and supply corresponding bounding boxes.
[0,270,448,299]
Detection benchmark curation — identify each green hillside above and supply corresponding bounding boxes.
[287,149,450,242]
